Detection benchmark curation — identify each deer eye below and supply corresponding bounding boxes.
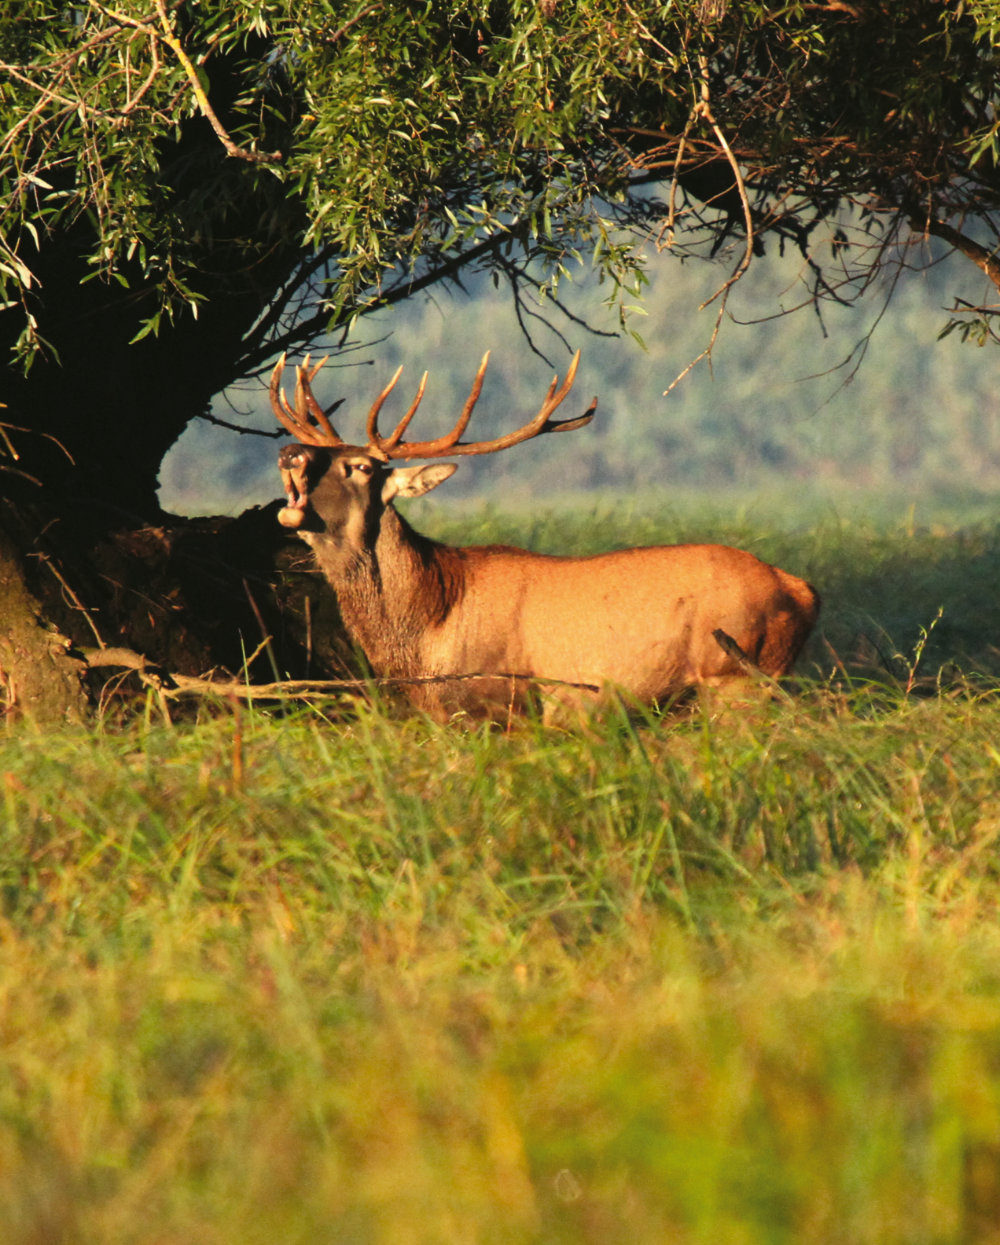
[350,462,373,477]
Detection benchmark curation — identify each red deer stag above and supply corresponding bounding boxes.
[272,353,819,721]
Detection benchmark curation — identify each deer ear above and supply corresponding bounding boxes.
[383,463,457,501]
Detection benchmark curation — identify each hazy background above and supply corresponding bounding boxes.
[159,234,1000,525]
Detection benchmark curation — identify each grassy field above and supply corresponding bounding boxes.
[3,503,1000,1244]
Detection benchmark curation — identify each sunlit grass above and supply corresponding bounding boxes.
[4,505,1000,1243]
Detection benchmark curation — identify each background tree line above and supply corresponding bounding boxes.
[165,242,1000,518]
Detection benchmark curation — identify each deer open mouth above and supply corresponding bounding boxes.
[278,459,310,530]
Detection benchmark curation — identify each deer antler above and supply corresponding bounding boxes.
[272,351,597,457]
[270,354,345,446]
[369,350,597,459]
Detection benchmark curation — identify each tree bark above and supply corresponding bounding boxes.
[0,528,88,726]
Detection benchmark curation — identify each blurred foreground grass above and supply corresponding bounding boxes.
[3,506,1000,1244]
[4,692,1000,1245]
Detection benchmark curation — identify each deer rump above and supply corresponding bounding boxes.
[394,540,819,720]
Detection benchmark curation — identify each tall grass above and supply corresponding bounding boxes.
[3,505,1000,1243]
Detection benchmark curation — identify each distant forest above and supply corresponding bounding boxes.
[161,237,1000,520]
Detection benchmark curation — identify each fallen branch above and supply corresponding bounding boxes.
[78,647,601,700]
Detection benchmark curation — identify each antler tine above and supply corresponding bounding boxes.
[271,353,314,443]
[364,365,404,451]
[376,349,596,460]
[445,351,490,447]
[378,370,429,451]
[292,352,315,426]
[295,355,344,443]
[270,353,345,446]
[541,347,580,415]
[370,354,488,459]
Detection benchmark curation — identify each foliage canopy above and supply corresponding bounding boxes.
[5,1,1000,371]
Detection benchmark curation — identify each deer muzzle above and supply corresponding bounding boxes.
[278,461,310,530]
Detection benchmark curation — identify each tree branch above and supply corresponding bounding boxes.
[153,0,283,163]
[78,647,601,699]
[920,216,1000,290]
[693,62,756,308]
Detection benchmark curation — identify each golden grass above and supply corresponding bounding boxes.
[4,507,1000,1243]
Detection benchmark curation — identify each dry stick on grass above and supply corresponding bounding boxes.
[78,647,602,702]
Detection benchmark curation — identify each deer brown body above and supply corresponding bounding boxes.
[272,355,820,721]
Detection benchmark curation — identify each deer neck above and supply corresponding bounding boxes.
[304,507,462,677]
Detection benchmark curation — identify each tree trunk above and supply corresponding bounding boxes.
[0,34,335,723]
[0,159,310,720]
[0,528,87,726]
[0,494,353,725]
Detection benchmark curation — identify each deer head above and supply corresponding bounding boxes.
[271,351,597,536]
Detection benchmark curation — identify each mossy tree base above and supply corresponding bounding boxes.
[0,530,87,726]
[0,504,350,727]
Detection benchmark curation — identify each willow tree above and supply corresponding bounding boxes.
[2,1,999,719]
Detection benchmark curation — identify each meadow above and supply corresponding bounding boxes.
[3,501,1000,1244]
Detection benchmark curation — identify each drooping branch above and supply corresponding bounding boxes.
[693,63,756,307]
[920,216,1000,291]
[152,0,283,164]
